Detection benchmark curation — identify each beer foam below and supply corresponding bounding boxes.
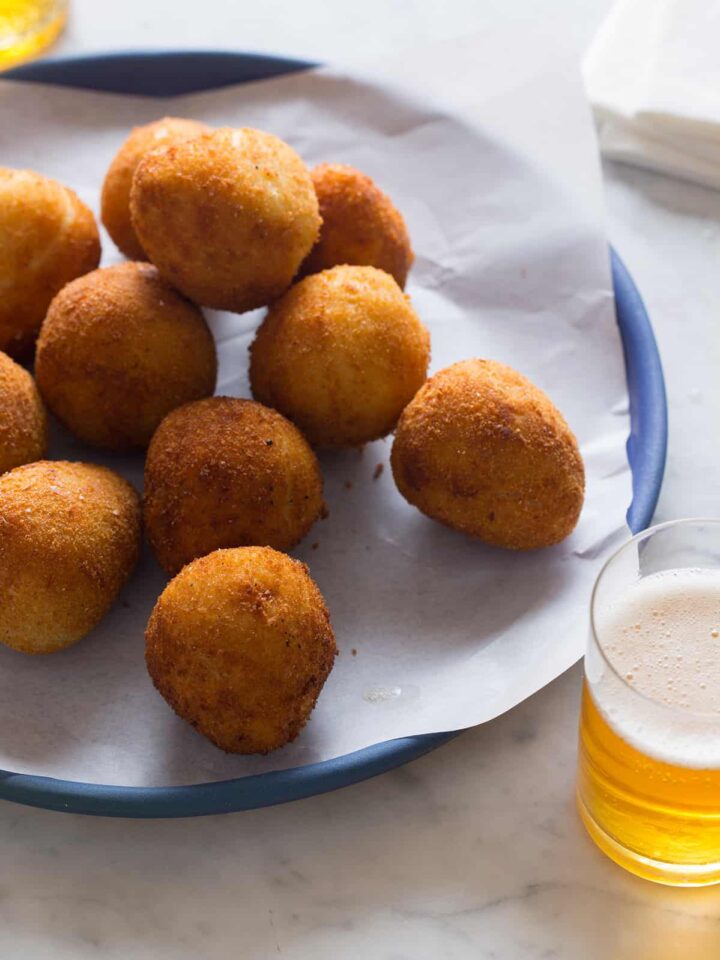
[592,568,720,768]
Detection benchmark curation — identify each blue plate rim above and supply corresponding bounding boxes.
[0,51,667,817]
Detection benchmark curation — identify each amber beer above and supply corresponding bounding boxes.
[577,521,720,886]
[0,1,67,70]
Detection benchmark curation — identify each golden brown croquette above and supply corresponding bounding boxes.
[35,262,217,451]
[302,163,413,287]
[391,360,585,549]
[249,265,430,448]
[144,397,324,576]
[145,546,337,753]
[0,461,141,654]
[0,352,47,474]
[101,116,210,260]
[0,168,100,358]
[130,127,320,312]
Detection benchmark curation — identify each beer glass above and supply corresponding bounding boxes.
[0,1,67,70]
[577,519,720,886]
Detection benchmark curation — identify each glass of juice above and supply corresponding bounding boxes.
[0,0,67,71]
[577,518,720,886]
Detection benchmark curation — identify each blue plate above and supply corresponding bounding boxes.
[0,52,667,817]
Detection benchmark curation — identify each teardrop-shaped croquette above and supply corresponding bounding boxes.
[0,352,47,475]
[36,262,217,451]
[130,127,320,312]
[101,116,210,260]
[0,461,141,654]
[146,546,337,753]
[144,397,324,575]
[301,162,413,287]
[250,265,430,448]
[391,359,585,549]
[0,168,100,357]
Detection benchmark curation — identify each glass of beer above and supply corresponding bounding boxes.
[577,518,720,886]
[0,1,67,71]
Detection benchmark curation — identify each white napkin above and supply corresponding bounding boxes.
[584,0,720,189]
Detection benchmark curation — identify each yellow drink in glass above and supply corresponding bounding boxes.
[578,520,720,886]
[0,0,67,70]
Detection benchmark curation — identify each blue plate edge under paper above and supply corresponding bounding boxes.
[0,51,667,817]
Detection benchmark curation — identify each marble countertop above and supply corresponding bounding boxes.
[3,1,720,957]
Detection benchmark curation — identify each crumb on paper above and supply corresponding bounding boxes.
[311,542,319,551]
[351,648,357,656]
[344,480,353,490]
[373,463,384,480]
[320,503,329,520]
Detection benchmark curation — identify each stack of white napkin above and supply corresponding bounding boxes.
[584,0,720,189]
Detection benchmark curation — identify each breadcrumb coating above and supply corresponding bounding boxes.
[144,397,324,575]
[302,163,413,287]
[250,265,430,448]
[131,127,320,312]
[0,461,141,654]
[36,262,217,450]
[101,116,210,260]
[146,546,337,753]
[391,359,585,549]
[0,168,100,357]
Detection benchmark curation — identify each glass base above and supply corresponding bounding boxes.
[577,792,720,887]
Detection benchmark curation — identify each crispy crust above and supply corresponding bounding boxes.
[130,127,321,312]
[0,168,101,358]
[35,262,217,450]
[144,397,324,575]
[0,352,47,474]
[0,461,141,654]
[249,265,430,448]
[390,359,585,549]
[101,116,210,260]
[145,546,337,753]
[302,162,413,287]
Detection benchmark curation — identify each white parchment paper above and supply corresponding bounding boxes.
[0,28,631,785]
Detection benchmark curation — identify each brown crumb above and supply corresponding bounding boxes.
[373,463,384,480]
[311,542,319,550]
[320,503,329,520]
[351,648,357,656]
[344,480,353,490]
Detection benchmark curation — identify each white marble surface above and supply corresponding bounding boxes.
[2,1,720,957]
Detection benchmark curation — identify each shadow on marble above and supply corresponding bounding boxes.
[603,160,720,225]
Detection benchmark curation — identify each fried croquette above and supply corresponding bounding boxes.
[249,265,430,448]
[35,262,217,450]
[0,168,100,357]
[391,359,585,549]
[0,461,141,654]
[101,116,210,260]
[0,352,47,474]
[144,397,324,575]
[130,127,321,312]
[146,546,336,753]
[302,163,413,287]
